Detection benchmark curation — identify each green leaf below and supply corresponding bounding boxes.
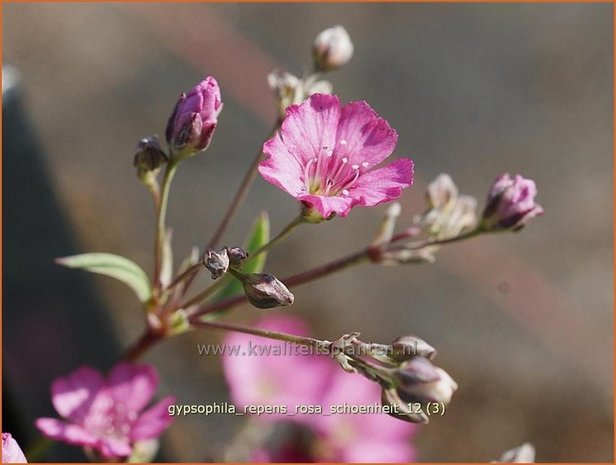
[56,253,152,303]
[216,211,270,301]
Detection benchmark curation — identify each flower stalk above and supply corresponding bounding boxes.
[153,160,179,291]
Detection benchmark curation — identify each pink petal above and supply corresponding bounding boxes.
[351,158,414,207]
[340,439,417,463]
[107,363,157,412]
[97,437,132,459]
[35,418,98,448]
[223,315,334,420]
[296,193,354,218]
[335,100,398,168]
[259,133,306,197]
[51,366,104,423]
[131,396,176,441]
[278,93,341,166]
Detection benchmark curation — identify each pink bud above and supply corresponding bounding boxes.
[482,173,543,231]
[312,26,354,72]
[165,76,223,158]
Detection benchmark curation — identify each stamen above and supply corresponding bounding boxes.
[304,157,318,191]
[325,178,334,194]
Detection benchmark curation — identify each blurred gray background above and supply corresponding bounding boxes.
[3,3,613,462]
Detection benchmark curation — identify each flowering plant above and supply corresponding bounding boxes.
[7,25,542,463]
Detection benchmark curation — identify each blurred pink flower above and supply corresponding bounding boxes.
[223,314,418,462]
[2,433,27,463]
[166,76,223,157]
[312,372,418,462]
[259,94,414,221]
[36,363,175,459]
[223,315,332,420]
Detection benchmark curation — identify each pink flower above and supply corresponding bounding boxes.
[313,372,418,462]
[259,94,414,221]
[2,433,27,463]
[223,315,418,462]
[165,76,223,157]
[36,363,175,459]
[482,173,543,231]
[223,315,332,420]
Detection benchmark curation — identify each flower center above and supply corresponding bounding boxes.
[83,397,138,441]
[303,141,367,196]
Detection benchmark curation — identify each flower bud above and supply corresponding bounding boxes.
[240,273,294,309]
[165,76,223,158]
[427,173,458,209]
[390,335,437,362]
[268,70,332,121]
[420,174,478,239]
[494,443,536,463]
[225,246,249,269]
[268,70,302,116]
[381,387,429,424]
[312,25,354,72]
[394,357,458,405]
[203,248,229,279]
[133,136,168,179]
[481,173,543,232]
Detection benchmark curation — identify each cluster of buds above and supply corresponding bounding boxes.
[268,25,353,121]
[326,333,457,423]
[133,76,223,187]
[368,171,543,265]
[203,246,294,309]
[203,246,250,279]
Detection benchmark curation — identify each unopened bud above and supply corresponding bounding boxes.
[134,136,168,179]
[494,443,536,463]
[381,388,429,424]
[240,273,294,309]
[268,70,333,121]
[390,335,437,361]
[312,25,354,72]
[203,248,229,279]
[394,357,457,405]
[481,173,543,232]
[165,76,223,159]
[268,70,302,116]
[225,246,249,269]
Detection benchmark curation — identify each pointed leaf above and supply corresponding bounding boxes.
[56,253,152,303]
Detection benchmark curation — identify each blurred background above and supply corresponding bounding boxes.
[3,3,613,462]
